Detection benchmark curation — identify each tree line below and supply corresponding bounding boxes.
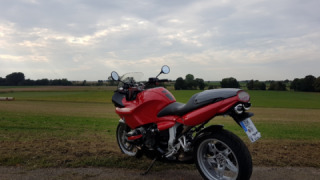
[174,74,206,90]
[175,75,320,92]
[2,72,320,92]
[0,72,108,86]
[0,72,74,86]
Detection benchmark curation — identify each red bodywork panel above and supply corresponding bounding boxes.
[115,87,243,130]
[177,96,239,126]
[115,87,178,129]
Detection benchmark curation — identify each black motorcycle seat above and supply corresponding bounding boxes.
[157,89,240,117]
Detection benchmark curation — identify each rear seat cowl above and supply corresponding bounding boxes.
[157,89,240,117]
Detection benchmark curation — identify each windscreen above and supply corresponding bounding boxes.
[118,72,144,88]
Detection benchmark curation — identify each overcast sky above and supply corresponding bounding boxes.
[1,0,319,81]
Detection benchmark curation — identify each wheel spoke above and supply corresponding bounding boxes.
[225,158,238,173]
[217,164,225,179]
[208,142,217,153]
[223,148,232,156]
[206,156,217,164]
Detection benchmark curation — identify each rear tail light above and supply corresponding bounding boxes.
[238,91,250,102]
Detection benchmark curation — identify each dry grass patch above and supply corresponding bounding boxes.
[248,140,320,167]
[0,101,116,118]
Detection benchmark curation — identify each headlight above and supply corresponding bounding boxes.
[238,91,250,102]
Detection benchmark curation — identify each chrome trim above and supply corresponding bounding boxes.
[234,104,243,114]
[243,102,251,111]
[178,135,191,152]
[166,124,180,158]
[119,118,125,123]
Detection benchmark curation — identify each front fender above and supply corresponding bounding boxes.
[193,125,224,145]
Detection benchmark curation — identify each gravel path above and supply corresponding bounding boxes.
[0,166,319,180]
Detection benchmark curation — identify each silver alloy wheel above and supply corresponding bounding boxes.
[117,123,138,156]
[197,138,239,180]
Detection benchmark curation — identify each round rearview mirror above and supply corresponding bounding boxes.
[111,71,120,81]
[161,65,170,74]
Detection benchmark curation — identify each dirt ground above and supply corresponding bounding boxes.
[0,166,319,180]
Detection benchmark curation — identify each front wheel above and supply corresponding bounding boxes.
[116,122,141,157]
[194,129,252,180]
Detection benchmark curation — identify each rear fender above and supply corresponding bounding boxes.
[193,125,224,145]
[230,112,254,126]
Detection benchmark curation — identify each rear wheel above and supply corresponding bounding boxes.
[116,122,141,157]
[194,129,252,180]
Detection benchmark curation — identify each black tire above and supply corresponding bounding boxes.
[116,122,141,157]
[194,129,252,180]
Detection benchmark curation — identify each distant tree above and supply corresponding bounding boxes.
[97,80,103,86]
[313,77,320,92]
[268,81,286,91]
[174,77,186,90]
[61,79,72,86]
[35,79,50,85]
[0,77,6,86]
[195,78,205,90]
[185,74,197,89]
[284,79,290,84]
[50,79,72,86]
[185,74,194,82]
[107,76,117,86]
[290,78,301,91]
[220,77,240,88]
[246,80,254,90]
[6,72,25,85]
[174,75,207,90]
[303,75,316,92]
[82,80,87,86]
[50,79,60,85]
[246,80,266,90]
[290,75,316,92]
[21,79,35,86]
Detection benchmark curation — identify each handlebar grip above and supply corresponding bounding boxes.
[158,79,168,82]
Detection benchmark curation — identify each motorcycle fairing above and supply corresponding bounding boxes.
[115,87,177,129]
[112,92,125,108]
[158,89,240,117]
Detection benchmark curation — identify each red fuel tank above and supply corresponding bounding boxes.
[116,87,177,129]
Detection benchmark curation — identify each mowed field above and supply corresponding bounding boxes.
[0,86,320,170]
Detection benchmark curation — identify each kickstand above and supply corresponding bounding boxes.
[140,157,157,175]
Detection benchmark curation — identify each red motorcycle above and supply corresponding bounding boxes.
[111,66,261,180]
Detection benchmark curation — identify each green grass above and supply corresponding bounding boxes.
[171,89,320,109]
[248,90,320,109]
[0,111,117,141]
[1,86,320,168]
[0,90,114,103]
[1,87,320,141]
[210,116,320,140]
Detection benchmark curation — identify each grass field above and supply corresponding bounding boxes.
[0,86,320,169]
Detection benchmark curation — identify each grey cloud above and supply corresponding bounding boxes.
[1,0,320,81]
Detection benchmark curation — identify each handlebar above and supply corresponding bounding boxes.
[148,78,168,84]
[158,79,169,83]
[117,77,168,92]
[116,77,168,101]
